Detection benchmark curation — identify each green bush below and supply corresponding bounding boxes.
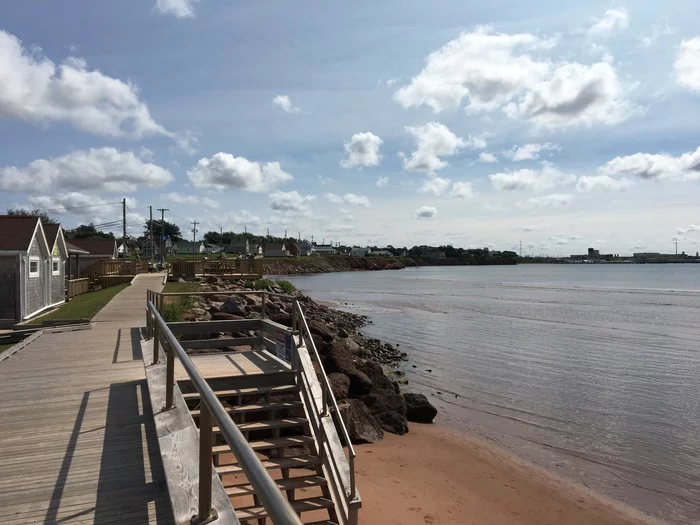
[254,278,274,290]
[163,301,185,322]
[275,279,297,293]
[244,279,255,289]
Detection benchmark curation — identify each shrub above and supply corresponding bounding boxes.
[254,278,274,290]
[163,301,185,322]
[244,279,255,289]
[275,279,297,293]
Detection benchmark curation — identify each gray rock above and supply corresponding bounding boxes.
[211,312,245,321]
[404,393,438,423]
[361,390,408,435]
[325,343,372,396]
[338,399,384,444]
[178,277,187,283]
[328,373,350,400]
[221,297,247,316]
[308,320,335,342]
[207,301,224,313]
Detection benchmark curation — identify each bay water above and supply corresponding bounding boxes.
[286,264,700,524]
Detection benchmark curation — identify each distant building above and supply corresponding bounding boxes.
[299,240,314,256]
[313,244,336,255]
[264,243,289,257]
[588,247,600,257]
[228,239,250,255]
[633,252,661,259]
[175,241,205,255]
[425,250,446,259]
[350,247,369,257]
[204,244,223,254]
[287,243,300,257]
[68,238,119,274]
[372,249,394,257]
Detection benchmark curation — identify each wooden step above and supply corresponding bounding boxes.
[212,417,307,434]
[190,401,302,418]
[212,435,314,455]
[216,455,321,475]
[224,474,327,497]
[182,384,298,401]
[236,496,334,521]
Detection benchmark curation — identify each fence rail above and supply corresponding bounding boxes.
[145,288,359,518]
[169,258,263,279]
[84,259,149,281]
[145,297,303,525]
[66,278,89,300]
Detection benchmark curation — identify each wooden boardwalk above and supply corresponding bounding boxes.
[0,274,174,524]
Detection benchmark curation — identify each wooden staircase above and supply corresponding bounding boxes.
[181,374,341,525]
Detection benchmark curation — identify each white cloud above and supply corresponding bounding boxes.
[155,0,199,18]
[465,135,488,149]
[414,206,437,219]
[640,18,675,47]
[0,147,173,194]
[325,192,370,207]
[403,122,465,173]
[340,132,383,168]
[188,153,293,191]
[520,224,550,232]
[395,27,633,128]
[269,191,316,215]
[504,62,635,128]
[163,192,220,208]
[272,94,301,113]
[479,152,498,163]
[222,209,261,227]
[418,176,451,196]
[675,38,700,92]
[588,9,629,36]
[28,192,111,214]
[376,176,389,187]
[676,225,699,234]
[451,181,475,199]
[576,174,633,192]
[504,143,559,161]
[0,30,169,138]
[521,193,574,208]
[599,147,700,181]
[489,165,576,192]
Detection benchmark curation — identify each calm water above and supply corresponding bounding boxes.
[287,265,700,524]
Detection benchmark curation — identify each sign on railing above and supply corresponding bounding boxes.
[276,328,293,362]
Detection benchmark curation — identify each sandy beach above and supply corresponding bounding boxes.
[355,424,661,525]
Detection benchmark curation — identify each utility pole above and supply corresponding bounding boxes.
[676,240,678,255]
[156,208,169,265]
[520,241,522,257]
[149,206,154,264]
[122,198,127,257]
[220,226,223,244]
[191,221,199,257]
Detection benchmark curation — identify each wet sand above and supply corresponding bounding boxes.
[356,424,662,525]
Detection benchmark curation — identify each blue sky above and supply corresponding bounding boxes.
[1,0,699,255]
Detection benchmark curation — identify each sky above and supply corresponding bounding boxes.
[0,0,699,256]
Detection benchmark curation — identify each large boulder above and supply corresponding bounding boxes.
[362,391,408,435]
[404,393,438,423]
[221,297,247,316]
[324,344,372,396]
[338,399,384,444]
[328,373,350,400]
[268,312,292,327]
[308,320,335,343]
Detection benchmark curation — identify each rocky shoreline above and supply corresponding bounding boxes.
[174,276,437,443]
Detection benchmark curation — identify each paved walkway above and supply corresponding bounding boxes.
[0,274,173,524]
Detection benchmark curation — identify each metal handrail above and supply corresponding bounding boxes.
[293,299,357,501]
[147,301,303,525]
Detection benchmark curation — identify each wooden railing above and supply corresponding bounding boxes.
[66,278,89,300]
[84,260,149,281]
[170,258,263,279]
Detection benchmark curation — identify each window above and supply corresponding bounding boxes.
[52,258,60,276]
[29,257,40,278]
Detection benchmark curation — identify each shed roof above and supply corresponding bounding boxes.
[68,238,117,256]
[264,243,286,251]
[65,241,90,255]
[0,216,41,251]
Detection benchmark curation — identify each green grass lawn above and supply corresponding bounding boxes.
[0,343,12,353]
[37,284,130,322]
[163,281,201,293]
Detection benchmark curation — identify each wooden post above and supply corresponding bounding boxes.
[153,321,160,365]
[261,293,266,320]
[194,403,217,524]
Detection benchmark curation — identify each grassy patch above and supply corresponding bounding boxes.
[244,279,255,289]
[39,284,129,322]
[275,279,296,293]
[0,343,13,353]
[163,281,201,293]
[161,281,200,322]
[254,278,274,290]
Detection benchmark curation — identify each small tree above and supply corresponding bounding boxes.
[66,223,115,239]
[144,219,182,242]
[6,208,57,224]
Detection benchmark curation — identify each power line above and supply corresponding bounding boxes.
[41,201,122,213]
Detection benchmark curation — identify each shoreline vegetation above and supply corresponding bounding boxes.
[262,253,517,275]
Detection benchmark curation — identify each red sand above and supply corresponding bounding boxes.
[355,424,662,525]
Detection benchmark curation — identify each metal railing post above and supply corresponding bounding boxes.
[165,339,175,410]
[193,402,217,524]
[153,320,160,365]
[261,292,267,320]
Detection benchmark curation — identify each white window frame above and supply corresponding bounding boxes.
[52,258,60,276]
[29,256,40,278]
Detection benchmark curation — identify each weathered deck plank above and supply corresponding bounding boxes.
[0,274,174,524]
